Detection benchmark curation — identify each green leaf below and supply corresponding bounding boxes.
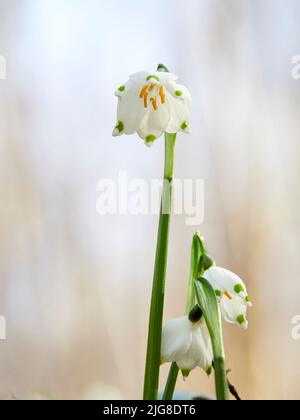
[185,233,202,313]
[194,277,228,400]
[202,254,214,271]
[194,278,223,356]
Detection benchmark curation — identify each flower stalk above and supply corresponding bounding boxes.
[162,362,179,401]
[143,133,176,400]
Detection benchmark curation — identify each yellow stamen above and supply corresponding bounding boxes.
[140,85,148,98]
[149,83,156,92]
[152,96,158,110]
[159,85,166,104]
[225,291,233,300]
[143,91,148,108]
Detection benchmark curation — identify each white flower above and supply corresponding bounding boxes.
[113,70,191,146]
[161,315,213,378]
[203,266,252,330]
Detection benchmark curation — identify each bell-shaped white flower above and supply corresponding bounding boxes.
[203,266,252,330]
[113,70,191,146]
[161,315,213,378]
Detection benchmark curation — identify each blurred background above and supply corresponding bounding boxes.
[0,0,300,400]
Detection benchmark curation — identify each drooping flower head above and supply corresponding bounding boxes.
[203,266,252,330]
[161,307,213,379]
[113,68,191,146]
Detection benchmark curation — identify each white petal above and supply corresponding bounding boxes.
[155,71,178,82]
[176,326,201,371]
[220,295,248,329]
[137,103,171,143]
[196,322,213,371]
[161,317,192,363]
[176,349,199,371]
[162,317,213,373]
[164,81,192,102]
[114,79,136,98]
[165,93,191,134]
[116,84,147,135]
[176,322,213,372]
[204,266,249,304]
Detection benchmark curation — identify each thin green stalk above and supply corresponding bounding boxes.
[143,133,176,400]
[213,357,228,401]
[162,362,179,400]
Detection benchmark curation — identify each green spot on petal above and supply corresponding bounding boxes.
[236,314,246,325]
[146,135,156,144]
[206,366,212,376]
[115,121,124,133]
[234,284,244,294]
[181,121,189,130]
[118,85,125,92]
[245,295,251,303]
[175,90,183,97]
[215,290,222,298]
[146,74,160,82]
[181,369,190,379]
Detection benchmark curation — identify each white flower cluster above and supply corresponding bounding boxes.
[161,267,251,377]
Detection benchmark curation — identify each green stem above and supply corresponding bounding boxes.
[209,304,228,401]
[143,133,176,400]
[162,362,179,400]
[214,357,228,401]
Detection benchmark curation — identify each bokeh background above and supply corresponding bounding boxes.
[0,0,300,400]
